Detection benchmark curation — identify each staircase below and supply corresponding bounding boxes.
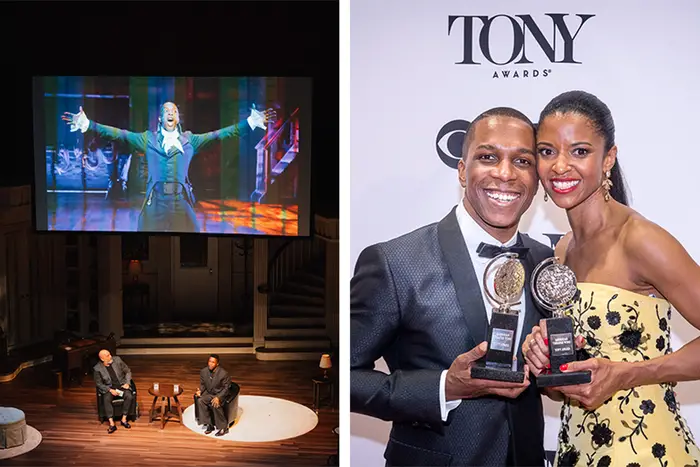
[250,108,299,203]
[256,238,332,361]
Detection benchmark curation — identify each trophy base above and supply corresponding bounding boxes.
[471,360,525,383]
[536,370,591,387]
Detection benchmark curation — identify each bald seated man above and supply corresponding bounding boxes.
[93,349,134,434]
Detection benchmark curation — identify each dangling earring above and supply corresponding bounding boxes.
[544,192,548,202]
[602,170,613,201]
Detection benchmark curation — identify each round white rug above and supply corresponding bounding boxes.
[183,395,318,442]
[0,425,42,460]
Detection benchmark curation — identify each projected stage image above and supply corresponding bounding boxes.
[32,76,311,235]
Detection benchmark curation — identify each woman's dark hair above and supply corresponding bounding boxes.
[538,90,629,206]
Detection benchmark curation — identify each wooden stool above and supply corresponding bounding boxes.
[312,378,335,412]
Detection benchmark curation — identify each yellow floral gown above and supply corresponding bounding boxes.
[554,283,700,467]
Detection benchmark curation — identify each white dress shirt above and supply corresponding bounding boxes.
[161,126,185,154]
[439,200,528,421]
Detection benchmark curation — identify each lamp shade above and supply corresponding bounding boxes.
[319,354,332,369]
[128,260,142,276]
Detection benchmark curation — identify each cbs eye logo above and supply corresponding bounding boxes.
[435,120,471,169]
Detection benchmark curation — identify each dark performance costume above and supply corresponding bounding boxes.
[85,120,254,232]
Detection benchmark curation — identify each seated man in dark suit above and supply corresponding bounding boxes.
[93,349,134,434]
[196,354,231,436]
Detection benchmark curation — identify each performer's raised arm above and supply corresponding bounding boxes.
[62,106,148,153]
[189,106,277,154]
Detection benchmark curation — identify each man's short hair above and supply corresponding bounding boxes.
[462,107,535,159]
[209,354,220,363]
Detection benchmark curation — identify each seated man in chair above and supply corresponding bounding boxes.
[94,349,134,434]
[196,354,230,436]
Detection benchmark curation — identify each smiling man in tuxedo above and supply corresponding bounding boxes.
[351,107,553,466]
[62,102,275,233]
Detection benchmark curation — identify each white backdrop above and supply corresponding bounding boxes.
[350,0,700,465]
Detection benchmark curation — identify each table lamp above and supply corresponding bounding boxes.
[128,259,142,282]
[319,353,332,379]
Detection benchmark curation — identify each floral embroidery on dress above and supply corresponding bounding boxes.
[608,296,651,360]
[660,382,698,454]
[618,400,655,454]
[554,284,700,466]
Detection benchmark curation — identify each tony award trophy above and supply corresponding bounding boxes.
[472,253,526,383]
[530,257,591,387]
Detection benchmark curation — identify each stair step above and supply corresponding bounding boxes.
[266,327,328,338]
[268,317,325,328]
[280,282,324,297]
[270,293,324,306]
[291,271,325,288]
[269,305,325,317]
[120,337,251,346]
[264,337,331,349]
[118,343,254,356]
[255,347,330,361]
[119,342,251,349]
[117,337,254,355]
[308,261,325,273]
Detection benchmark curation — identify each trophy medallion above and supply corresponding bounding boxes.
[530,257,591,387]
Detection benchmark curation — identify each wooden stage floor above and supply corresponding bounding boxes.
[0,354,338,466]
[45,192,299,235]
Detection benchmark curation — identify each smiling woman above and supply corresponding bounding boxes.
[522,90,700,465]
[536,90,629,208]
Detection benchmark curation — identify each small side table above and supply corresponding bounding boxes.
[312,377,335,412]
[148,384,184,429]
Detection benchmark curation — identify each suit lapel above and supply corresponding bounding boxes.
[148,131,164,155]
[437,207,488,350]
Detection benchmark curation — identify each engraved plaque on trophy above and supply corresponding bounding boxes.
[471,253,527,383]
[530,257,591,387]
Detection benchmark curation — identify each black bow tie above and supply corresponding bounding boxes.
[476,241,529,259]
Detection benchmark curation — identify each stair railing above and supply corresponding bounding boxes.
[250,108,300,203]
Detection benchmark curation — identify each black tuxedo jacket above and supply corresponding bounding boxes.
[350,207,553,466]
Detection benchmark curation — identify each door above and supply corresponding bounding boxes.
[171,236,219,322]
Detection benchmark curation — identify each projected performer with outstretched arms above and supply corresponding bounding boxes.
[62,102,276,232]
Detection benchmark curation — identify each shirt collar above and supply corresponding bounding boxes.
[161,126,180,138]
[455,199,519,258]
